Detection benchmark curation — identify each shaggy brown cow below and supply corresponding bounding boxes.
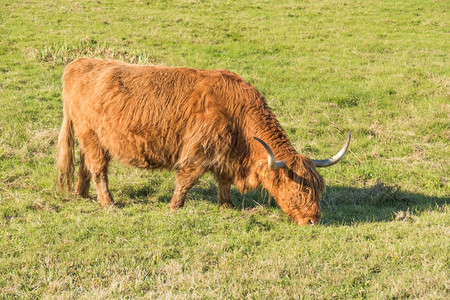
[57,58,350,225]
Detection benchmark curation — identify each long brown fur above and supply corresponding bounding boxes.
[57,58,325,225]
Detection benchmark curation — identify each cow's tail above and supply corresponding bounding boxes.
[56,98,75,193]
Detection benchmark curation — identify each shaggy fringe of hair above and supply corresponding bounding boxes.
[287,157,325,217]
[260,156,325,221]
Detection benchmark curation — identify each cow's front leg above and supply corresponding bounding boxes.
[218,179,233,208]
[170,166,205,210]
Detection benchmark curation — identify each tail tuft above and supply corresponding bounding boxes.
[56,104,75,193]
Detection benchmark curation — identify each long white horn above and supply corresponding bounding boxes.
[254,137,286,170]
[312,132,351,167]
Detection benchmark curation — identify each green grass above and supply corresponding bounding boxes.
[0,0,449,298]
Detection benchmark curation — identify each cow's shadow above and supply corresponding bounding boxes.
[119,180,448,225]
[317,183,448,225]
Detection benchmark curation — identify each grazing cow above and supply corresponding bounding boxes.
[57,58,350,225]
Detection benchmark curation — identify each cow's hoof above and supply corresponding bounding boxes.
[170,202,183,211]
[221,202,233,209]
[98,198,114,207]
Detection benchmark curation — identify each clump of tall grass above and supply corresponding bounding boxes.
[31,39,151,65]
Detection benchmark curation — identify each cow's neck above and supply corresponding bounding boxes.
[231,107,297,193]
[245,108,297,161]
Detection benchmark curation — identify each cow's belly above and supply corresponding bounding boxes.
[97,125,176,170]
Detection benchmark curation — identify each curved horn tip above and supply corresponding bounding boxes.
[312,132,351,168]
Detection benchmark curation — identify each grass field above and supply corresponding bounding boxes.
[0,0,449,298]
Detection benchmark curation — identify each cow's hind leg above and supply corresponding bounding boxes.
[78,132,114,207]
[170,166,205,210]
[76,151,91,198]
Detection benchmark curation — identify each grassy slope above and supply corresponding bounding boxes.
[0,0,448,298]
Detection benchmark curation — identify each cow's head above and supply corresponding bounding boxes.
[254,133,351,225]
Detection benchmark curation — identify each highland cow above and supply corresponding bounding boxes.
[57,58,350,225]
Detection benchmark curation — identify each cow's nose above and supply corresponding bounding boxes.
[297,215,321,226]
